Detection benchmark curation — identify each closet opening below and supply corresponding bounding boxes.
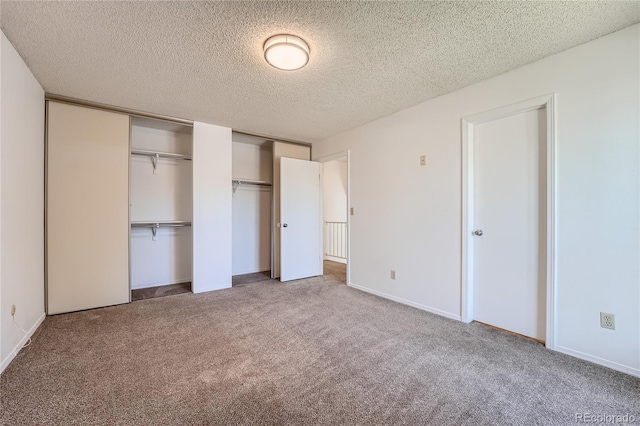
[129,116,193,301]
[231,133,273,286]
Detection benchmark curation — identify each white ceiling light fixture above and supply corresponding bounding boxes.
[263,34,310,71]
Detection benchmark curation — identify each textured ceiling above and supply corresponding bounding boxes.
[1,1,638,142]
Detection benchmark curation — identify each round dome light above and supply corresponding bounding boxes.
[263,34,310,71]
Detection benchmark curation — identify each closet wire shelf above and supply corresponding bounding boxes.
[131,149,192,161]
[131,149,191,175]
[131,221,192,241]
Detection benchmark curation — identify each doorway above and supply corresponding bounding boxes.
[318,152,350,285]
[461,95,556,348]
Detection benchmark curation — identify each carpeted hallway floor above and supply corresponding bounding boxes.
[232,261,346,287]
[322,260,346,284]
[1,270,638,425]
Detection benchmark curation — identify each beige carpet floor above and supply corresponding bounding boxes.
[232,271,272,287]
[1,267,638,425]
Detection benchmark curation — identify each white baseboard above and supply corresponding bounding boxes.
[192,283,231,294]
[345,284,639,379]
[1,312,46,374]
[348,282,461,321]
[324,255,347,264]
[555,345,640,378]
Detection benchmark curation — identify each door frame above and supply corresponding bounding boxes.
[316,150,351,285]
[461,94,557,349]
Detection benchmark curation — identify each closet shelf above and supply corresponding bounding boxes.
[232,179,272,194]
[131,149,192,161]
[131,221,192,240]
[132,149,191,175]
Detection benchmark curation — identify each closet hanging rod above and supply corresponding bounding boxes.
[131,149,192,161]
[131,221,192,228]
[131,221,191,241]
[231,179,272,194]
[232,179,272,186]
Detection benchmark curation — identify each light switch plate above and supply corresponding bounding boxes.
[420,155,427,166]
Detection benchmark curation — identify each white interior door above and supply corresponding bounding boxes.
[280,157,322,281]
[272,142,311,278]
[473,108,547,341]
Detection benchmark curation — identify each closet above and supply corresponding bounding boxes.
[46,96,233,315]
[46,95,318,313]
[231,134,311,281]
[129,117,193,300]
[231,133,273,279]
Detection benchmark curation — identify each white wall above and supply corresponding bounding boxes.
[322,159,348,262]
[130,124,193,289]
[192,122,232,293]
[322,160,348,222]
[130,229,192,289]
[232,142,272,275]
[232,141,272,182]
[313,25,640,376]
[1,32,45,371]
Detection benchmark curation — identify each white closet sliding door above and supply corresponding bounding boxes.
[192,121,232,293]
[47,102,130,314]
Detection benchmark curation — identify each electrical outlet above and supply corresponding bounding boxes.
[600,312,615,330]
[390,270,396,280]
[10,304,16,316]
[420,155,427,166]
[350,207,354,216]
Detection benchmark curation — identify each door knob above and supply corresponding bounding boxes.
[473,229,483,236]
[283,223,288,228]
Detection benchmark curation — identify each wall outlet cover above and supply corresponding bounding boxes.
[390,270,396,280]
[600,312,615,330]
[420,155,427,166]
